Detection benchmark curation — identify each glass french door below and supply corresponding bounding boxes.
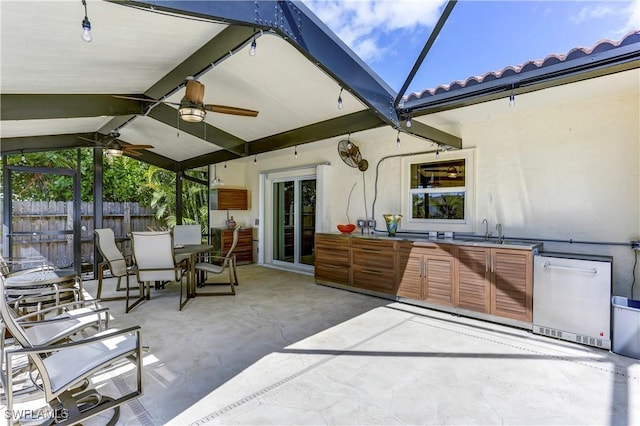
[272,177,316,269]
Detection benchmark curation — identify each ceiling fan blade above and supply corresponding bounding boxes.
[124,150,143,157]
[125,145,154,150]
[204,104,259,117]
[112,95,180,106]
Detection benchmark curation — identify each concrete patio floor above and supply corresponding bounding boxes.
[6,264,640,425]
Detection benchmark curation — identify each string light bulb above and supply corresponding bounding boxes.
[337,88,344,109]
[294,145,298,159]
[253,154,257,166]
[224,161,227,169]
[81,0,92,42]
[396,130,401,148]
[509,83,516,108]
[405,116,412,128]
[20,151,26,164]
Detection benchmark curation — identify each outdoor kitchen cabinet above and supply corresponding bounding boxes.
[314,234,351,285]
[455,246,533,322]
[455,246,492,314]
[397,242,455,306]
[489,248,533,322]
[210,227,254,264]
[351,238,396,295]
[210,188,248,211]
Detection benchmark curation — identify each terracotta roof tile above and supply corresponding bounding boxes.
[405,30,640,102]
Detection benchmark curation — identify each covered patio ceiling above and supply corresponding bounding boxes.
[1,1,638,172]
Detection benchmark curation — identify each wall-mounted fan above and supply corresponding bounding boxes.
[79,131,153,157]
[113,77,259,122]
[337,138,368,171]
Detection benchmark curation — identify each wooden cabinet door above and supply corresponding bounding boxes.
[396,249,422,299]
[455,246,491,313]
[424,254,454,306]
[490,248,532,322]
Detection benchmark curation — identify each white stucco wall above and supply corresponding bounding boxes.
[214,72,640,297]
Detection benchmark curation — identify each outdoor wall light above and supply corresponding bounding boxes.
[81,0,92,42]
[337,88,344,109]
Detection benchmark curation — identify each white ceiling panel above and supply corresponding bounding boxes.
[0,0,226,94]
[118,117,224,163]
[165,34,366,141]
[0,117,112,138]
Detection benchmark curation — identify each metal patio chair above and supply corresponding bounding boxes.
[0,274,143,425]
[94,228,145,313]
[193,224,239,296]
[130,231,189,310]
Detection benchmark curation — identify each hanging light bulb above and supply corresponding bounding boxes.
[436,147,440,158]
[337,88,344,109]
[509,83,516,108]
[224,161,227,169]
[81,0,92,42]
[249,36,257,56]
[396,130,401,148]
[406,116,412,128]
[20,151,26,164]
[294,145,298,159]
[253,154,257,165]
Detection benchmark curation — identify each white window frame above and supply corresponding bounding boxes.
[400,149,475,233]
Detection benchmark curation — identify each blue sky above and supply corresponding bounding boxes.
[302,0,640,97]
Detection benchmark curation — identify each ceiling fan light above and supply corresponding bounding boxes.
[106,148,123,156]
[179,106,206,123]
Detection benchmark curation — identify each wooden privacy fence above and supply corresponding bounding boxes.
[6,201,161,269]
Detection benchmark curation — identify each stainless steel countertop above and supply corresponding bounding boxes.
[321,232,543,251]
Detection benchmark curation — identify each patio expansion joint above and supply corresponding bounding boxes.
[189,315,414,425]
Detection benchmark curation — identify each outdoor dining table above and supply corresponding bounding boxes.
[4,268,80,315]
[173,244,213,298]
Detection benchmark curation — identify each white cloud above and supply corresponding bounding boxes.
[303,0,446,62]
[623,0,640,34]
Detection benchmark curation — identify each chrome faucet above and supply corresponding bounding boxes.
[482,218,490,240]
[496,223,504,243]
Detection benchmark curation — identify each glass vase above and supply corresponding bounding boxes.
[383,214,402,236]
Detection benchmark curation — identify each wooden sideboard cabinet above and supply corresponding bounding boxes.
[210,227,254,264]
[210,188,248,210]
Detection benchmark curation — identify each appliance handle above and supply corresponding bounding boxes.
[543,262,597,274]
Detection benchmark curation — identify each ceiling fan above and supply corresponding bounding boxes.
[79,131,154,157]
[114,77,259,123]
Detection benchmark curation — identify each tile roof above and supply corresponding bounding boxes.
[405,30,640,102]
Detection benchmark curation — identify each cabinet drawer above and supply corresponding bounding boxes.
[315,234,351,249]
[351,238,395,251]
[352,266,396,294]
[315,247,350,265]
[352,248,395,270]
[315,264,350,285]
[398,241,454,257]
